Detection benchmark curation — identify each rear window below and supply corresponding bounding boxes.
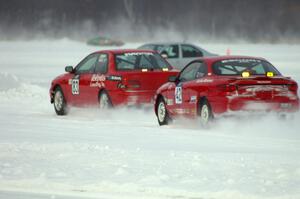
[212,59,281,76]
[115,52,171,70]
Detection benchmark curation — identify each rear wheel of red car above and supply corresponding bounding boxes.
[199,99,213,127]
[53,86,68,115]
[156,97,170,125]
[99,91,112,109]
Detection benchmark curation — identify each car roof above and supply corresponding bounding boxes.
[93,49,156,54]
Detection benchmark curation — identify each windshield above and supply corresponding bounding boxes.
[115,52,170,70]
[212,59,281,76]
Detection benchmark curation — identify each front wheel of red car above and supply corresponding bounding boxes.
[53,87,68,115]
[156,97,171,126]
[99,91,112,109]
[199,99,213,127]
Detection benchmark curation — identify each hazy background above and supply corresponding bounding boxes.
[0,0,300,43]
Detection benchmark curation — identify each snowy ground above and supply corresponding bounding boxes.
[0,39,300,199]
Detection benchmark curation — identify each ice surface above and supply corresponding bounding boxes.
[0,39,300,199]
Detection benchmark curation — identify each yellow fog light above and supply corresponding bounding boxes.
[162,68,169,71]
[242,71,250,78]
[266,72,274,77]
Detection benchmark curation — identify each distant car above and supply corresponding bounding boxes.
[50,49,179,115]
[138,43,218,69]
[87,36,124,46]
[154,56,299,126]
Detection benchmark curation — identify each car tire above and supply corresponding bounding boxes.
[156,97,171,126]
[99,91,112,109]
[53,86,68,115]
[198,99,213,127]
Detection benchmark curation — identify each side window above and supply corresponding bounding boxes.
[161,45,179,58]
[139,55,154,69]
[179,62,204,82]
[95,53,108,74]
[181,45,203,58]
[196,62,207,78]
[76,54,99,74]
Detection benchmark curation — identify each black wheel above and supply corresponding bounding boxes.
[156,97,171,125]
[53,86,68,115]
[99,91,112,109]
[198,99,213,127]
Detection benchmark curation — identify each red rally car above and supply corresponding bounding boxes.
[154,56,299,125]
[50,49,179,115]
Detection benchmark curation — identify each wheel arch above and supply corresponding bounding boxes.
[98,88,113,106]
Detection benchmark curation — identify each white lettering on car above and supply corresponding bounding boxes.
[166,99,174,105]
[124,52,154,56]
[190,96,197,103]
[90,74,106,88]
[175,86,182,104]
[196,79,213,83]
[221,59,261,63]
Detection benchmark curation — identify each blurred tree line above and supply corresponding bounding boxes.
[0,0,299,42]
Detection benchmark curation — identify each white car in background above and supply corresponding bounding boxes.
[138,43,218,69]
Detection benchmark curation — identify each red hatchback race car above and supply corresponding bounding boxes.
[154,56,299,126]
[50,49,178,115]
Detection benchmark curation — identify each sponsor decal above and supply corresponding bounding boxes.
[196,78,213,83]
[190,96,197,103]
[221,59,261,63]
[166,98,174,105]
[90,74,106,88]
[175,86,182,104]
[91,74,106,82]
[124,52,153,56]
[107,75,122,81]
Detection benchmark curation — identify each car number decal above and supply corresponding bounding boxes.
[71,78,79,95]
[175,86,182,104]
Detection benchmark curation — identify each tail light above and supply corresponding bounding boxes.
[288,83,298,92]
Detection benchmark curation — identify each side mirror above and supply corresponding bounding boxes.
[65,66,74,73]
[168,75,177,82]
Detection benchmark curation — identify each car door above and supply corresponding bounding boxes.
[69,53,99,105]
[167,61,205,115]
[179,44,203,69]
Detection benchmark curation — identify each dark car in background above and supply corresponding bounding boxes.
[138,43,218,69]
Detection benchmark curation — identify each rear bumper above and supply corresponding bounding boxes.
[210,96,299,115]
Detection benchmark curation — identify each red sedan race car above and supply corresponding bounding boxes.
[50,49,178,115]
[154,56,299,126]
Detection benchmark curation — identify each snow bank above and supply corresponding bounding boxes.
[0,72,20,91]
